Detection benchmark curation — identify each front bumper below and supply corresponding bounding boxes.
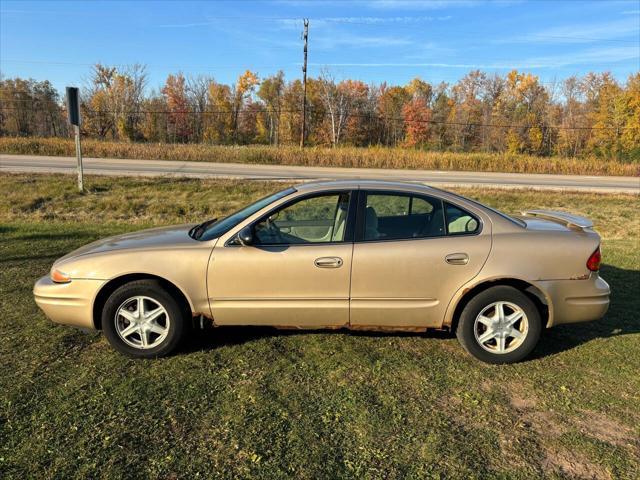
[33,276,105,329]
[536,274,610,327]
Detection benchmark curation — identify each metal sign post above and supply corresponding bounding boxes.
[74,124,84,192]
[66,87,83,192]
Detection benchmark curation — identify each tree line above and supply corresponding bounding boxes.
[1,65,638,160]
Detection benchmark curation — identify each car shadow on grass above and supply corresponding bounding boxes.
[182,324,453,353]
[183,264,639,361]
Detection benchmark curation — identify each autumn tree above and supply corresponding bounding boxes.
[257,71,285,145]
[140,92,168,142]
[279,79,303,144]
[378,84,410,146]
[82,64,147,141]
[231,70,259,142]
[319,71,355,147]
[0,77,64,137]
[162,73,191,142]
[621,73,640,160]
[186,75,212,143]
[402,98,431,147]
[204,81,233,144]
[499,70,550,154]
[341,80,370,146]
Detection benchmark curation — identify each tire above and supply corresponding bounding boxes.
[102,280,187,358]
[456,286,541,364]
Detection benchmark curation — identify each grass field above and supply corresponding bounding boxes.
[2,136,639,177]
[1,173,639,479]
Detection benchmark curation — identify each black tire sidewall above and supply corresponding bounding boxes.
[456,286,542,364]
[102,280,186,358]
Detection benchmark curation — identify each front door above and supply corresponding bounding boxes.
[349,190,492,328]
[208,191,355,327]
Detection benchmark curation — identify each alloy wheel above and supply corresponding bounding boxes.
[114,296,170,349]
[473,301,529,354]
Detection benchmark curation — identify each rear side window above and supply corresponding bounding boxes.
[445,202,480,235]
[363,192,445,240]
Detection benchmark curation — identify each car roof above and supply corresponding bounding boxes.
[295,179,440,193]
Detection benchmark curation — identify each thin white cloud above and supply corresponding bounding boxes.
[310,62,487,67]
[277,15,452,27]
[368,0,480,9]
[309,45,639,69]
[315,32,414,49]
[158,21,216,28]
[272,0,477,6]
[507,17,640,44]
[522,46,640,68]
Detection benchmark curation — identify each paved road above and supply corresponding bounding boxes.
[1,154,638,193]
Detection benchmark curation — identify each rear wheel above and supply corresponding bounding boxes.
[456,286,541,364]
[102,280,187,358]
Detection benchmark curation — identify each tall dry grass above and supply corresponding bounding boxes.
[1,137,637,176]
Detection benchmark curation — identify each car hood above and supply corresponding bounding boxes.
[56,224,198,263]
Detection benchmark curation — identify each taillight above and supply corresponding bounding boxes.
[586,246,601,272]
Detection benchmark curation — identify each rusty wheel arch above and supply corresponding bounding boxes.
[92,274,192,330]
[448,278,550,332]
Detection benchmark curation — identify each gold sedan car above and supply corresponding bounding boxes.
[34,181,610,363]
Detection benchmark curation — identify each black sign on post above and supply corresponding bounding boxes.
[66,87,81,126]
[66,86,84,192]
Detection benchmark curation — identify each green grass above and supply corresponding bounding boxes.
[2,136,639,177]
[1,174,639,479]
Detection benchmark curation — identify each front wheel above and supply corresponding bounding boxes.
[102,280,187,358]
[456,286,541,364]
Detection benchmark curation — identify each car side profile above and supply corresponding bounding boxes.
[33,180,610,363]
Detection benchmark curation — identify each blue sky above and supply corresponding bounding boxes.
[1,0,639,94]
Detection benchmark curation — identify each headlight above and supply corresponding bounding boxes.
[50,268,71,283]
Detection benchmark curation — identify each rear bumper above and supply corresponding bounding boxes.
[33,276,105,329]
[536,274,610,327]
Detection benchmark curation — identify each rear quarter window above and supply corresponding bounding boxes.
[445,202,480,235]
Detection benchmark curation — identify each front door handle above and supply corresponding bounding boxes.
[445,253,469,265]
[314,257,343,268]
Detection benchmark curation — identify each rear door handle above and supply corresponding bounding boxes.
[445,253,469,265]
[314,257,343,268]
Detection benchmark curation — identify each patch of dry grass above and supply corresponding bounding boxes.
[2,136,638,176]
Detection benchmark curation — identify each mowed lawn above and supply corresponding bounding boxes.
[0,174,638,479]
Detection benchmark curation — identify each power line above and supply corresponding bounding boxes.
[0,105,629,131]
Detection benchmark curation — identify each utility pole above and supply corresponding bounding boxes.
[300,18,309,148]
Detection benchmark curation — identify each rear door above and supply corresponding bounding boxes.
[349,190,492,328]
[207,190,356,327]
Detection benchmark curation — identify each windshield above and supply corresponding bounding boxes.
[198,187,296,241]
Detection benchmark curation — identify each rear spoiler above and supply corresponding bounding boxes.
[522,210,593,230]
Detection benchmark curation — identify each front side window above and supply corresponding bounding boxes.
[363,192,445,241]
[253,192,351,245]
[199,188,295,241]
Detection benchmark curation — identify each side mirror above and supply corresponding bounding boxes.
[237,226,253,246]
